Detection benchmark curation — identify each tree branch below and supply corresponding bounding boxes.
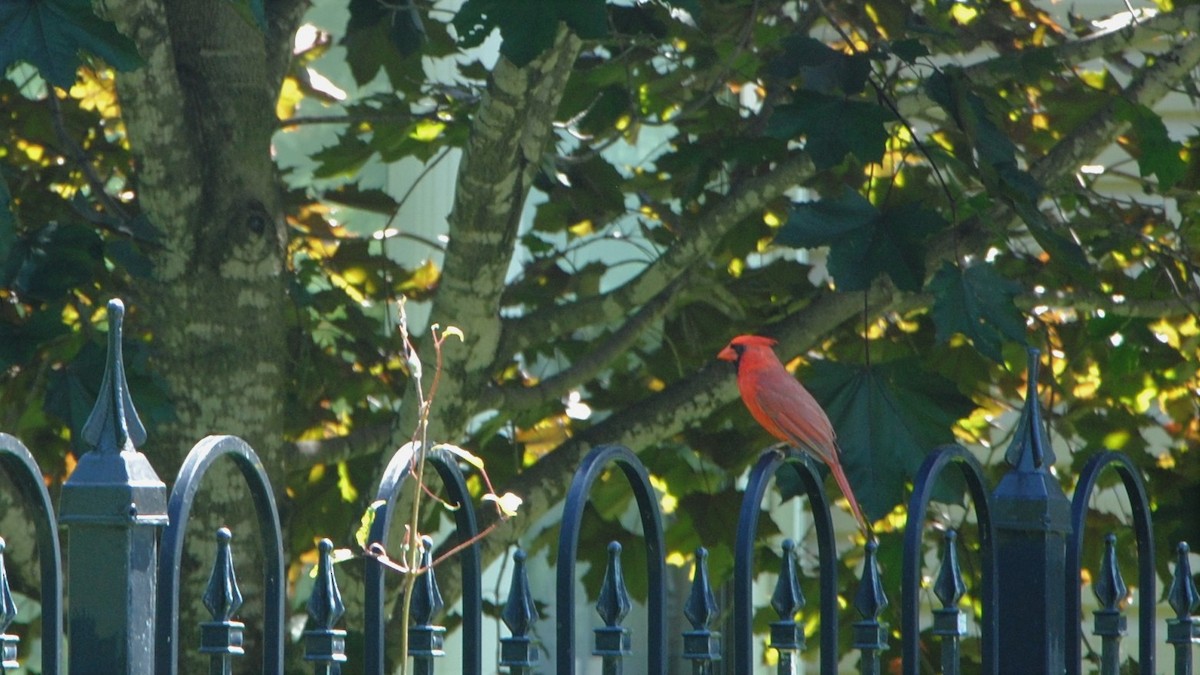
[393,27,584,440]
[425,31,1200,608]
[483,274,685,411]
[497,153,816,359]
[896,5,1200,118]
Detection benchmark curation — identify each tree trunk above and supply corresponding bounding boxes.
[104,0,300,668]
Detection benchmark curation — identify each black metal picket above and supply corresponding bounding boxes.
[0,298,1197,674]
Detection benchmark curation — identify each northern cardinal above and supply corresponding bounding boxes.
[718,334,873,536]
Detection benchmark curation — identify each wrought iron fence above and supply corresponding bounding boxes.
[0,299,1197,674]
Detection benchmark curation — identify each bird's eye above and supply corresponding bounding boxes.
[732,344,744,356]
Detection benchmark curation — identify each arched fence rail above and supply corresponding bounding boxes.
[0,299,1196,674]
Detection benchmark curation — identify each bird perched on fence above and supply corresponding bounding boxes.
[718,334,873,537]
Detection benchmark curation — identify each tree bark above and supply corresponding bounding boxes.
[103,0,301,668]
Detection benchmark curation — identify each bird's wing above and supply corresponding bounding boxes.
[749,370,839,466]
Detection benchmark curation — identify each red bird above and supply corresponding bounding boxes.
[718,335,872,536]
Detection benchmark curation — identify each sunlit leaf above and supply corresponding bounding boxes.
[435,442,485,470]
[483,491,523,517]
[356,500,385,549]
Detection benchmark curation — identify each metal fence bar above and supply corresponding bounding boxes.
[156,435,286,675]
[199,528,245,675]
[364,443,482,675]
[1166,541,1198,675]
[992,349,1072,675]
[1066,451,1155,675]
[556,445,666,675]
[1092,533,1127,675]
[0,433,62,675]
[57,298,167,675]
[931,530,966,675]
[682,547,720,674]
[734,449,839,675]
[769,540,805,675]
[853,540,888,675]
[901,445,998,675]
[409,537,447,675]
[593,541,632,675]
[305,538,347,674]
[499,549,539,674]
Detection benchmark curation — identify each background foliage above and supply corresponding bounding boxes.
[2,0,1199,671]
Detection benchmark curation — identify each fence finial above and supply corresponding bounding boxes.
[934,530,966,609]
[770,540,805,666]
[304,539,347,670]
[203,528,244,622]
[500,549,539,672]
[1004,348,1054,470]
[594,541,633,662]
[683,547,722,668]
[81,299,147,455]
[200,528,246,668]
[409,535,447,668]
[853,540,889,673]
[1166,541,1199,675]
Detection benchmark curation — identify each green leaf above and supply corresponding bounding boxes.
[312,134,375,179]
[890,39,929,64]
[323,185,399,215]
[777,189,945,291]
[8,221,103,301]
[768,36,870,95]
[347,0,424,58]
[802,359,976,520]
[767,94,891,169]
[1114,98,1186,189]
[928,262,1027,362]
[455,0,607,67]
[0,0,143,88]
[777,187,877,248]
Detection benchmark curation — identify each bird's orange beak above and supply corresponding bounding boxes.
[717,344,738,361]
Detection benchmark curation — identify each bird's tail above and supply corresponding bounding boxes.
[828,460,874,539]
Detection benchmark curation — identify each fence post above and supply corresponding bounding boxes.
[58,299,168,674]
[992,348,1071,674]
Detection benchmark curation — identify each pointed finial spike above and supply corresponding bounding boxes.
[1004,347,1055,470]
[307,538,345,629]
[1094,533,1127,611]
[855,539,889,619]
[685,547,720,630]
[596,541,632,627]
[771,539,805,619]
[934,530,966,608]
[410,536,444,625]
[1168,541,1198,618]
[81,299,146,454]
[203,527,244,621]
[501,548,538,636]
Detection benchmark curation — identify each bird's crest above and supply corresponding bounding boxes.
[729,335,777,349]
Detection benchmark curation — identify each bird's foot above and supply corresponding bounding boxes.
[767,441,790,457]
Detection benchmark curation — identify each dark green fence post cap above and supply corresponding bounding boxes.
[992,348,1071,532]
[59,299,168,526]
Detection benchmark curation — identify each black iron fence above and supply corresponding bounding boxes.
[0,299,1197,674]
